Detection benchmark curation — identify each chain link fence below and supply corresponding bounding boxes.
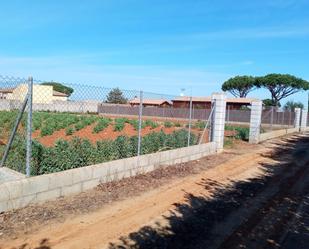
[0,76,30,175]
[1,74,297,177]
[0,75,216,177]
[261,107,296,131]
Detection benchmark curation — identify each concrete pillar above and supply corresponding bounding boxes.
[294,108,301,129]
[249,100,262,144]
[211,93,227,151]
[300,109,308,132]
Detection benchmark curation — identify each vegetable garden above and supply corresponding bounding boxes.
[0,111,249,176]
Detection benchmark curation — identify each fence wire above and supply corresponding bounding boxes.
[0,75,29,174]
[0,75,214,176]
[261,107,295,131]
[1,74,299,177]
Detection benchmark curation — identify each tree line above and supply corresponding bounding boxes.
[222,73,309,108]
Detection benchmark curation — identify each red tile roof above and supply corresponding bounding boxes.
[129,98,171,105]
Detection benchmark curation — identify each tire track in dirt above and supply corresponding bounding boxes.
[216,147,309,249]
[0,150,267,249]
[1,135,308,249]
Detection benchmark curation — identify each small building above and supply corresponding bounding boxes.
[172,96,212,109]
[129,98,172,107]
[172,96,258,110]
[0,88,15,100]
[0,84,68,103]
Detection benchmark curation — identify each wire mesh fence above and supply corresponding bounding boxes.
[0,76,30,174]
[1,74,299,177]
[261,107,296,131]
[0,75,217,177]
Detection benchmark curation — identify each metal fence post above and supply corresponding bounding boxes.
[187,96,193,147]
[26,76,33,177]
[137,91,143,156]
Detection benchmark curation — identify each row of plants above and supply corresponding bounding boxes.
[92,117,112,133]
[1,129,197,175]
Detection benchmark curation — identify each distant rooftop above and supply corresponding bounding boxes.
[129,98,171,105]
[172,96,258,104]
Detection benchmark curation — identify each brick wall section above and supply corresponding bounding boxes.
[0,142,217,212]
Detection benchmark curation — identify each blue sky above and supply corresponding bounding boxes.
[0,0,309,105]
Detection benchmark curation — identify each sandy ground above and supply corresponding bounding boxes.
[1,134,309,249]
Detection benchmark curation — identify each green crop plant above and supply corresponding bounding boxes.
[164,121,173,128]
[65,127,75,136]
[114,118,129,131]
[174,122,182,127]
[194,120,206,130]
[2,128,198,176]
[93,118,111,133]
[144,119,159,129]
[225,125,249,141]
[40,126,54,136]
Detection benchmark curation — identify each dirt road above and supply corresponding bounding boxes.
[1,134,309,249]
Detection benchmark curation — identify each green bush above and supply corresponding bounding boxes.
[235,127,249,141]
[225,125,249,141]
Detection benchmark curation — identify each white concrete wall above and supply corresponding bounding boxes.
[0,99,98,113]
[294,108,301,129]
[300,109,308,132]
[0,167,25,184]
[211,93,226,151]
[0,142,217,212]
[259,127,299,142]
[249,100,262,144]
[52,95,68,102]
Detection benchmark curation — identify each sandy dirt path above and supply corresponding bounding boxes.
[1,134,308,249]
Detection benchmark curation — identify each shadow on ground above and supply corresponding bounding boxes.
[108,136,309,249]
[0,239,51,249]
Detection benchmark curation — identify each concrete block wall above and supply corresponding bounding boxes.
[300,109,308,132]
[32,101,99,113]
[294,108,301,129]
[0,142,217,212]
[211,93,227,151]
[249,100,262,144]
[259,127,299,142]
[0,100,99,113]
[0,167,25,184]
